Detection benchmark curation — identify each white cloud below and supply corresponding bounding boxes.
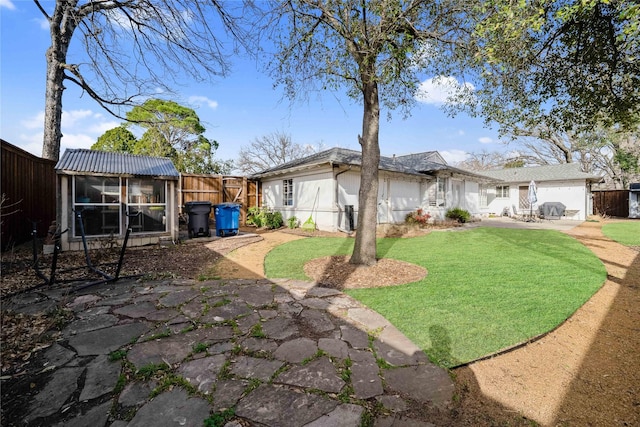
[18,109,119,155]
[21,112,45,130]
[188,95,219,110]
[0,0,16,10]
[478,137,494,144]
[415,76,475,106]
[440,149,470,164]
[62,109,94,127]
[36,17,48,30]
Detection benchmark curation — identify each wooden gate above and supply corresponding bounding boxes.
[592,190,629,218]
[179,174,260,225]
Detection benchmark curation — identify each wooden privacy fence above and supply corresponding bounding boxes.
[592,190,629,218]
[1,140,57,250]
[179,174,261,225]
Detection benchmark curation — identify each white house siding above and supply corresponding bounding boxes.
[261,168,336,230]
[481,180,590,220]
[387,176,423,223]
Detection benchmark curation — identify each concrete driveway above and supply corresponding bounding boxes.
[471,216,583,232]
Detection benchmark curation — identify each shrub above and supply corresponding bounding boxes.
[247,206,284,229]
[287,216,298,229]
[265,211,284,229]
[405,208,431,225]
[446,207,471,223]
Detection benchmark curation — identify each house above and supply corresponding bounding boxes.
[252,147,493,232]
[478,163,603,220]
[55,149,180,251]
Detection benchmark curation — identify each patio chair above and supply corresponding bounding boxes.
[511,204,525,221]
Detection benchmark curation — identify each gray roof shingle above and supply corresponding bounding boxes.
[55,149,179,179]
[479,163,602,183]
[252,147,489,180]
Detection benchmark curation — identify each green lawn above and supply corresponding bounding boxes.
[602,221,640,246]
[265,228,606,367]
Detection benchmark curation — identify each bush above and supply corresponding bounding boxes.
[445,207,471,223]
[405,208,431,225]
[247,206,284,229]
[287,216,298,229]
[265,211,284,229]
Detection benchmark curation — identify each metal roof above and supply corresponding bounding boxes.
[479,163,603,183]
[55,149,179,179]
[252,147,490,180]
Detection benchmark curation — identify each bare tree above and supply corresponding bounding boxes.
[455,150,516,171]
[262,0,475,266]
[237,131,320,174]
[36,0,251,161]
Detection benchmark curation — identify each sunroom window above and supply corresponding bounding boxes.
[73,176,121,237]
[127,178,167,233]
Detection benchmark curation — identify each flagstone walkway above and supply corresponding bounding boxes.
[4,267,453,426]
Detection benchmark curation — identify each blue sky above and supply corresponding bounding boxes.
[1,1,503,169]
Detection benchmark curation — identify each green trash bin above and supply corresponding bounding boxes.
[214,203,240,237]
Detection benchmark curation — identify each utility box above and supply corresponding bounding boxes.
[185,201,212,238]
[630,183,640,219]
[214,203,240,237]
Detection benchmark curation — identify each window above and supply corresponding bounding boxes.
[127,178,167,233]
[283,179,293,206]
[496,185,510,198]
[73,176,121,237]
[427,177,447,207]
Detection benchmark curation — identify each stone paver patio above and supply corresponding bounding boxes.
[4,274,454,426]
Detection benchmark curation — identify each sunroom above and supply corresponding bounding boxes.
[55,149,180,251]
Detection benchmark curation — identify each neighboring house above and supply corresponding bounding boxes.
[478,163,603,220]
[55,149,180,251]
[252,147,493,232]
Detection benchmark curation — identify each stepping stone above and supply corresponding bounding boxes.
[43,343,76,368]
[236,286,274,307]
[119,381,155,407]
[230,355,284,381]
[340,325,370,349]
[376,395,408,413]
[276,357,345,393]
[205,300,253,321]
[349,349,383,399]
[127,336,192,369]
[319,338,349,360]
[261,317,299,340]
[53,400,112,427]
[113,301,157,319]
[300,298,330,310]
[384,365,454,407]
[177,354,227,394]
[274,338,318,363]
[236,384,338,426]
[158,289,200,307]
[63,314,119,337]
[305,403,364,427]
[79,354,121,401]
[300,309,335,333]
[127,388,210,427]
[373,339,427,367]
[26,367,84,422]
[211,379,249,412]
[240,337,278,354]
[69,322,150,356]
[306,287,343,298]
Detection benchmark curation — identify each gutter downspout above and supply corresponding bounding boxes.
[334,164,353,234]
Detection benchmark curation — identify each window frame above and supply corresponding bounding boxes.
[126,178,168,234]
[496,185,510,198]
[283,179,294,207]
[72,176,122,237]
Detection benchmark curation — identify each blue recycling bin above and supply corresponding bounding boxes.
[214,203,240,237]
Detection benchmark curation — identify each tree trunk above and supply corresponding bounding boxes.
[350,80,380,266]
[42,1,73,161]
